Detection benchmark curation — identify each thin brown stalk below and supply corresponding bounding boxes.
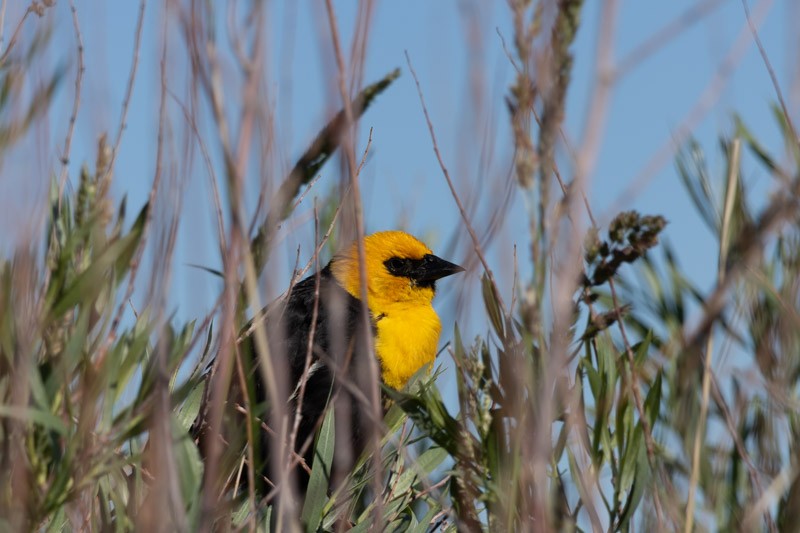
[709,374,776,532]
[233,2,264,185]
[406,49,493,530]
[538,22,673,521]
[287,174,323,222]
[685,139,740,532]
[287,202,322,462]
[199,242,242,530]
[742,463,795,529]
[545,2,629,528]
[0,5,32,66]
[0,0,6,52]
[189,2,280,526]
[168,88,227,253]
[741,0,799,150]
[231,339,258,527]
[105,0,146,179]
[405,51,506,316]
[237,183,352,344]
[323,4,384,528]
[57,0,85,201]
[139,9,187,529]
[104,0,151,347]
[683,159,800,367]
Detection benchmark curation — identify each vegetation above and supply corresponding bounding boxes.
[1,1,799,531]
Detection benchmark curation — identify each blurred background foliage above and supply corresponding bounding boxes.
[1,1,800,532]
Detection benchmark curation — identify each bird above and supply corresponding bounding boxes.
[192,230,465,499]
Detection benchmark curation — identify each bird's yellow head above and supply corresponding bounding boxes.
[330,231,463,312]
[330,231,464,389]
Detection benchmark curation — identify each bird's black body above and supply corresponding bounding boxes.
[191,231,465,513]
[193,265,373,497]
[264,265,373,471]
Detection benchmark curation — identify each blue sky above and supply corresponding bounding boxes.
[0,3,796,526]
[2,1,795,386]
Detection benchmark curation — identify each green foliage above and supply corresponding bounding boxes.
[1,145,153,527]
[4,3,800,531]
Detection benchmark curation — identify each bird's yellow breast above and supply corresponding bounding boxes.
[329,231,451,389]
[374,302,441,389]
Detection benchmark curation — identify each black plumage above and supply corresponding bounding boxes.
[192,264,375,497]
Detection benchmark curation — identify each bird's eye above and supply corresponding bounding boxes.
[384,257,409,276]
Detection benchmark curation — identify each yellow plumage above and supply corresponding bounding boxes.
[330,231,458,388]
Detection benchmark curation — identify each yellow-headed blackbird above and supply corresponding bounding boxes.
[194,231,464,497]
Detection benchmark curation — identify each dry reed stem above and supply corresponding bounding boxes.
[105,0,146,180]
[183,2,297,527]
[551,1,668,528]
[106,0,149,346]
[742,458,796,528]
[0,0,6,52]
[57,0,84,201]
[684,138,741,533]
[741,0,799,150]
[406,47,504,531]
[287,202,323,468]
[684,139,740,532]
[0,4,33,66]
[219,18,284,521]
[168,88,227,253]
[322,3,385,528]
[683,158,800,368]
[404,51,507,317]
[139,8,188,529]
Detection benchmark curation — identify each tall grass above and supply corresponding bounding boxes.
[1,1,799,531]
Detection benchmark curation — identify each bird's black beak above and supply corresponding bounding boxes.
[411,254,466,283]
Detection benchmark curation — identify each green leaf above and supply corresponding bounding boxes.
[485,408,503,483]
[770,102,800,164]
[107,322,152,411]
[176,377,206,434]
[619,426,643,497]
[113,202,148,276]
[383,384,462,458]
[262,505,273,532]
[584,362,600,401]
[408,505,439,533]
[0,404,67,435]
[735,115,779,174]
[173,423,203,509]
[186,263,224,279]
[633,331,653,368]
[168,320,196,390]
[676,138,718,233]
[644,372,662,428]
[348,517,372,533]
[43,507,69,532]
[49,203,148,318]
[302,406,335,532]
[617,431,652,530]
[415,446,449,476]
[392,446,448,498]
[231,498,251,528]
[61,305,91,375]
[481,273,505,338]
